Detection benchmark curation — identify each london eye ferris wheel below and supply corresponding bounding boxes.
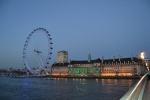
[23,28,53,75]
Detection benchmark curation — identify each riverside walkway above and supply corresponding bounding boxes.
[120,72,150,100]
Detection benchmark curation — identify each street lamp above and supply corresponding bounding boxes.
[140,51,145,60]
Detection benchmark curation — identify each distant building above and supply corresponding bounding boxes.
[57,51,68,63]
[50,52,148,76]
[144,58,150,71]
[68,58,101,76]
[51,63,69,76]
[100,57,146,76]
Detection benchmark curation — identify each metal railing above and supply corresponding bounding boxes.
[120,73,148,100]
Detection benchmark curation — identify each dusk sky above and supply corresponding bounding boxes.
[0,0,150,69]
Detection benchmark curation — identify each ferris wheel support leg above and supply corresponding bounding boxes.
[38,54,48,75]
[45,69,49,75]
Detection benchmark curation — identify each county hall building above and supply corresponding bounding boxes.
[50,51,147,76]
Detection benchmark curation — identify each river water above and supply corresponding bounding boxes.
[0,77,138,100]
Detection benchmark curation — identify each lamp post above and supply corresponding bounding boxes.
[140,51,145,60]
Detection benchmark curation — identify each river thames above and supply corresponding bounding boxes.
[0,77,138,100]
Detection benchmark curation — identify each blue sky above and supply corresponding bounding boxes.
[0,0,150,69]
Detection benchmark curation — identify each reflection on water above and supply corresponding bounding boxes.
[0,77,138,100]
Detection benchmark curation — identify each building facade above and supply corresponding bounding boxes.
[50,56,147,76]
[57,51,68,63]
[145,59,150,71]
[100,57,146,76]
[68,58,100,76]
[49,51,147,76]
[51,63,69,76]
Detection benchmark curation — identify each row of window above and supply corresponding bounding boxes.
[73,62,139,66]
[103,68,133,72]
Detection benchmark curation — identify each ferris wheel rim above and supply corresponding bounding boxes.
[23,27,53,74]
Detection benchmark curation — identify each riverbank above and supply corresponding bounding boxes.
[13,75,142,79]
[48,75,141,79]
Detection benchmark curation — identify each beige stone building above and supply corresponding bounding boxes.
[57,51,68,63]
[49,52,147,76]
[100,57,146,76]
[145,59,150,71]
[51,63,69,76]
